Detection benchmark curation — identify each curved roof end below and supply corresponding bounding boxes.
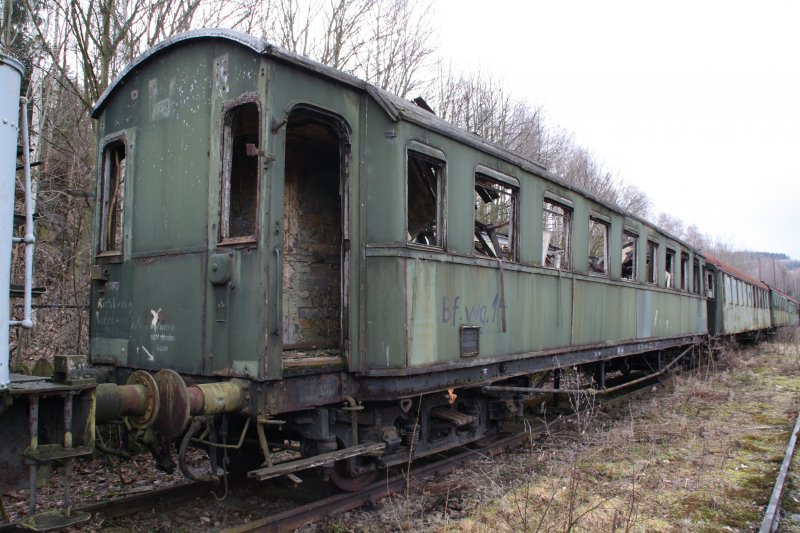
[91,29,268,119]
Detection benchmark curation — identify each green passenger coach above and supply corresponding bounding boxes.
[88,29,709,488]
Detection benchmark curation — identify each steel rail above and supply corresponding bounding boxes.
[759,409,800,533]
[0,481,210,532]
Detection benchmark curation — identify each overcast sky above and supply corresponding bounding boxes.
[434,0,800,259]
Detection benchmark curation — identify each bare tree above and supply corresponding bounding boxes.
[358,0,435,97]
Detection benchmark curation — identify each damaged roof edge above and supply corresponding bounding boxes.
[91,29,269,118]
[89,29,703,256]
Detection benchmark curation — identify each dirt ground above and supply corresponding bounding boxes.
[310,333,800,532]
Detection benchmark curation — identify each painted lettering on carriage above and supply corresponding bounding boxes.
[441,294,506,326]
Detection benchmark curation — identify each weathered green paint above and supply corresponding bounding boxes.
[90,31,710,403]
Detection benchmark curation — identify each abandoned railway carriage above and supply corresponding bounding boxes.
[86,29,712,488]
[768,286,800,330]
[704,254,772,340]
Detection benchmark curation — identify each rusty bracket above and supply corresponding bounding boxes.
[245,143,275,162]
[270,117,288,133]
[342,396,364,446]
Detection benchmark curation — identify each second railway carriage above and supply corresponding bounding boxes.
[768,285,800,330]
[87,29,709,487]
[703,254,772,339]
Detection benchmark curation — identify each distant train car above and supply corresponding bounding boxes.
[703,254,771,340]
[768,285,800,330]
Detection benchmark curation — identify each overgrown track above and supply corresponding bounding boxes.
[759,409,800,533]
[0,369,665,532]
[0,481,210,532]
[221,373,664,533]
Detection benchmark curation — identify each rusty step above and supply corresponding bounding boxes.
[247,442,385,481]
[24,444,93,463]
[20,509,92,532]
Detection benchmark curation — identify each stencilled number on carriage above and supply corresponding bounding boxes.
[441,294,506,326]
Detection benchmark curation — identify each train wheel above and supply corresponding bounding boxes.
[328,458,378,492]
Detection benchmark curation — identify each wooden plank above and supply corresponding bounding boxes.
[247,442,385,481]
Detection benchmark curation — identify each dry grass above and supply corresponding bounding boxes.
[456,334,800,532]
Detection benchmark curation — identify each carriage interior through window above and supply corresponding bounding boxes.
[665,249,676,288]
[680,252,689,290]
[474,175,517,260]
[693,258,701,294]
[221,102,259,241]
[98,140,126,254]
[587,217,609,275]
[407,150,445,247]
[542,199,572,270]
[646,240,658,284]
[621,231,638,281]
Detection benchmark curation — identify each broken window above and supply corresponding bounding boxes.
[587,217,608,275]
[680,252,689,291]
[407,150,445,247]
[621,231,638,281]
[542,199,572,270]
[221,102,259,241]
[646,240,658,284]
[665,249,676,288]
[705,270,714,297]
[98,139,126,254]
[693,258,701,294]
[474,175,517,260]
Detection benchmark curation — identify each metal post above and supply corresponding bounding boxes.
[10,96,34,330]
[597,361,606,389]
[63,394,73,514]
[27,395,39,516]
[0,54,25,389]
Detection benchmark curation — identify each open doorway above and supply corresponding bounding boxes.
[282,108,348,368]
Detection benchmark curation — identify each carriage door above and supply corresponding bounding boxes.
[281,108,348,370]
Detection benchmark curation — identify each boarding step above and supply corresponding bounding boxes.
[248,441,385,481]
[24,444,93,463]
[431,407,476,428]
[20,509,92,532]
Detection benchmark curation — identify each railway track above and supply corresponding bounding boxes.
[760,409,800,533]
[0,481,211,532]
[0,368,668,532]
[221,374,662,532]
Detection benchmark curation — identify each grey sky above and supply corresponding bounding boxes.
[435,0,800,259]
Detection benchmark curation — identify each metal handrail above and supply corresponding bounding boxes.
[9,97,35,330]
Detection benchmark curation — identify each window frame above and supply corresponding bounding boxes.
[587,215,610,276]
[542,194,573,271]
[679,252,689,291]
[665,248,676,288]
[621,229,638,282]
[219,99,262,244]
[473,167,519,262]
[692,258,701,294]
[406,143,446,249]
[97,136,127,257]
[646,240,658,284]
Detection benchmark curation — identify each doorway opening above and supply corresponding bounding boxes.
[282,108,348,369]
